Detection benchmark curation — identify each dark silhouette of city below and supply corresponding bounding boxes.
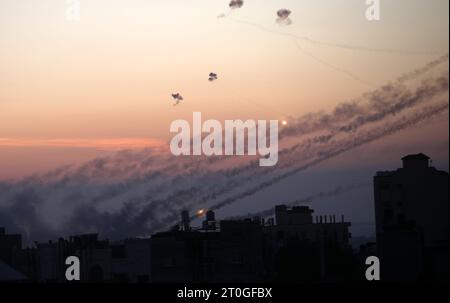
[0,154,448,283]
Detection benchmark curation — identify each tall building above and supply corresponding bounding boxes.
[0,227,22,266]
[373,153,449,281]
[180,210,191,232]
[266,205,353,281]
[202,210,217,231]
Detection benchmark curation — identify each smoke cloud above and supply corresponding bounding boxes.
[229,0,244,10]
[0,56,448,243]
[276,9,292,26]
[230,182,371,220]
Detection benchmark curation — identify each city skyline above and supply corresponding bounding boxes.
[1,152,448,283]
[0,0,448,271]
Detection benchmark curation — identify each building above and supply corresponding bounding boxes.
[0,259,28,282]
[35,234,111,282]
[150,212,264,283]
[111,238,151,282]
[151,230,219,282]
[0,227,22,266]
[1,206,354,283]
[269,205,351,247]
[373,153,449,281]
[0,228,31,281]
[264,205,353,281]
[151,206,353,283]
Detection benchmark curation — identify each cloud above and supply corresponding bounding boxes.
[0,56,447,243]
[229,0,244,10]
[208,72,218,82]
[230,182,371,220]
[276,9,292,26]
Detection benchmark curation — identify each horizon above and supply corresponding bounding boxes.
[0,0,448,246]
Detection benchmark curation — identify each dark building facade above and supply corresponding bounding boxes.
[151,206,353,283]
[0,231,153,283]
[1,204,354,283]
[151,218,264,283]
[0,227,21,266]
[265,205,353,282]
[374,153,449,281]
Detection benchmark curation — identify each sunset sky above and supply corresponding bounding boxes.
[0,0,449,244]
[0,0,449,179]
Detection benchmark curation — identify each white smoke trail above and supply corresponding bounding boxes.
[200,102,449,215]
[229,182,372,220]
[226,17,441,55]
[1,57,448,241]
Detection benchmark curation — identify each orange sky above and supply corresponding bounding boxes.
[0,0,448,179]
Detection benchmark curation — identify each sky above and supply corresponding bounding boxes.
[0,0,448,178]
[0,0,448,242]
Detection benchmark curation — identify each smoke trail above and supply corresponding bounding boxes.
[1,57,448,241]
[279,55,449,139]
[226,17,440,55]
[230,182,371,220]
[119,100,448,234]
[183,70,450,206]
[134,100,448,232]
[48,59,450,237]
[295,41,374,87]
[398,54,450,82]
[182,56,448,185]
[219,15,442,87]
[201,102,449,215]
[3,101,447,241]
[91,68,448,232]
[46,55,448,191]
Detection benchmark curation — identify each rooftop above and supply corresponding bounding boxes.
[401,153,430,161]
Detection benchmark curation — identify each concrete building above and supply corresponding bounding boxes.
[150,216,264,283]
[374,153,449,281]
[35,234,111,282]
[0,259,28,282]
[270,205,351,247]
[1,229,153,283]
[0,228,32,281]
[0,227,22,266]
[151,206,353,283]
[264,205,353,281]
[111,238,151,282]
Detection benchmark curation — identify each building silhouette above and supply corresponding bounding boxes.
[151,216,265,283]
[0,205,354,282]
[151,206,353,283]
[0,227,21,265]
[374,153,449,281]
[1,154,448,283]
[266,206,353,281]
